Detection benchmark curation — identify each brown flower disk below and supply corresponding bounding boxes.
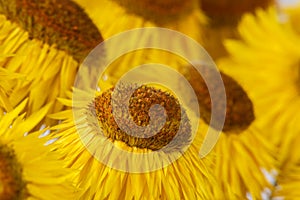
[111,0,196,25]
[0,0,103,62]
[0,144,26,200]
[183,65,255,133]
[200,0,273,24]
[95,84,191,151]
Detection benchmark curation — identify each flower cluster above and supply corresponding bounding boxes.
[0,0,299,199]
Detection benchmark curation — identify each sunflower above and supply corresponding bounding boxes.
[49,82,226,199]
[218,7,300,154]
[199,0,275,59]
[0,98,77,199]
[72,0,207,84]
[211,6,300,198]
[0,0,103,124]
[180,64,277,199]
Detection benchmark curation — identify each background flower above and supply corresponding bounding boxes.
[218,6,300,199]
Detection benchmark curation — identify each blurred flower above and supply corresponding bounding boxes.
[0,0,103,124]
[217,6,300,198]
[219,7,300,152]
[181,64,277,199]
[199,0,275,59]
[0,99,76,199]
[73,0,207,84]
[200,0,274,24]
[271,5,300,197]
[74,0,206,39]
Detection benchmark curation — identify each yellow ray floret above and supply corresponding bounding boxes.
[273,130,300,199]
[0,63,26,113]
[0,98,77,199]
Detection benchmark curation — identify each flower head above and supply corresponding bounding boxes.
[0,0,103,124]
[181,64,276,199]
[219,7,300,149]
[203,6,300,198]
[73,0,207,84]
[50,82,225,199]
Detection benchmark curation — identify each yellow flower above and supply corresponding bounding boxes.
[0,99,76,199]
[213,7,300,199]
[270,7,300,194]
[73,0,206,84]
[219,7,300,152]
[74,0,206,40]
[0,0,103,124]
[181,64,277,199]
[50,83,225,199]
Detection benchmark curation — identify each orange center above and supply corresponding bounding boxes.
[111,0,196,25]
[94,83,191,150]
[0,0,103,62]
[200,0,273,24]
[183,65,255,133]
[0,143,26,200]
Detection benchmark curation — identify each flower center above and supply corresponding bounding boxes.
[200,0,273,24]
[183,65,255,133]
[94,83,191,151]
[0,143,26,200]
[110,0,196,25]
[0,0,103,62]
